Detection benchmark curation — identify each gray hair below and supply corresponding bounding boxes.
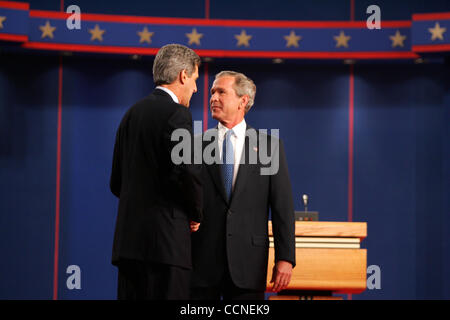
[153,44,201,86]
[215,71,256,113]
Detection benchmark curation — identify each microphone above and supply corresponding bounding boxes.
[302,194,308,212]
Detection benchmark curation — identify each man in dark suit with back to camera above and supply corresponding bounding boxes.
[190,71,296,300]
[110,44,202,300]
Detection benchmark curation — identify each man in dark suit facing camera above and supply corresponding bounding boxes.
[110,44,202,300]
[190,71,296,300]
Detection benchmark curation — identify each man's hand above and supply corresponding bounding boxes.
[190,221,200,233]
[270,260,292,292]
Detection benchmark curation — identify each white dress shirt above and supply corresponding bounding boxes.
[156,86,179,104]
[218,119,247,191]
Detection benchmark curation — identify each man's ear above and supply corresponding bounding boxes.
[179,69,188,85]
[240,95,249,110]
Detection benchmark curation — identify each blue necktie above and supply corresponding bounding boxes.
[222,130,234,201]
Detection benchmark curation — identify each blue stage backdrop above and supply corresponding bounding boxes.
[0,0,449,300]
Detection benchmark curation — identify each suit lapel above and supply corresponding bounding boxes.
[204,128,228,203]
[229,125,258,206]
[207,163,228,204]
[205,124,258,206]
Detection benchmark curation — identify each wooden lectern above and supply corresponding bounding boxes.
[266,221,367,300]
